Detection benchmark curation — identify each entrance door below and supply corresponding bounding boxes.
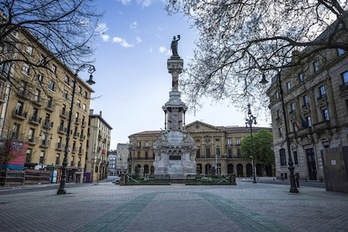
[306,148,317,180]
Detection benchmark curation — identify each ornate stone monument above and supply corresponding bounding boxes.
[153,35,196,180]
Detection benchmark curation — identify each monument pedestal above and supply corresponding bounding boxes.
[153,43,196,181]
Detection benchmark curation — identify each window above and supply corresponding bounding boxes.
[293,151,298,165]
[25,46,33,55]
[21,64,30,75]
[227,138,232,145]
[28,128,35,142]
[64,76,69,84]
[47,96,53,108]
[63,90,68,100]
[37,73,43,83]
[39,55,46,65]
[196,148,200,158]
[51,64,57,74]
[289,102,295,113]
[286,81,291,90]
[323,109,330,121]
[236,138,241,145]
[278,127,283,137]
[78,86,82,95]
[40,151,45,164]
[56,154,60,165]
[319,85,326,97]
[145,151,148,159]
[306,116,313,127]
[48,80,55,91]
[279,149,287,166]
[32,107,38,121]
[342,71,348,86]
[205,147,211,158]
[313,61,319,72]
[274,90,280,100]
[84,91,88,99]
[215,147,220,156]
[298,72,304,81]
[276,110,280,119]
[75,112,79,122]
[303,95,310,106]
[337,48,346,56]
[34,89,41,103]
[19,81,27,95]
[82,103,86,112]
[26,149,32,163]
[76,99,81,108]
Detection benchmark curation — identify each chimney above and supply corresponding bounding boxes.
[89,109,94,115]
[100,111,102,116]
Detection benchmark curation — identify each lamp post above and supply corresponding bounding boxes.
[260,72,299,193]
[57,64,96,195]
[245,103,257,183]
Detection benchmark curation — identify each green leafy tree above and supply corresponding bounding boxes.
[241,130,274,175]
[165,1,348,111]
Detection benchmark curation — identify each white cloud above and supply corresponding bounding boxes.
[112,37,134,48]
[136,36,142,43]
[96,23,109,34]
[101,34,111,42]
[118,0,131,5]
[130,21,138,30]
[112,37,123,43]
[159,46,168,54]
[137,0,152,7]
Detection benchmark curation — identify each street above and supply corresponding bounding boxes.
[0,180,347,232]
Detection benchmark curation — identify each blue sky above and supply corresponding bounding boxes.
[89,0,270,149]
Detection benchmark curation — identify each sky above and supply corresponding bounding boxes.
[89,0,271,149]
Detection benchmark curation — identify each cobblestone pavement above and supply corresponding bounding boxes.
[0,181,347,232]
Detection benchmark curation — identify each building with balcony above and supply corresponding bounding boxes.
[107,150,116,176]
[0,27,93,183]
[267,28,348,191]
[85,110,112,182]
[128,121,271,177]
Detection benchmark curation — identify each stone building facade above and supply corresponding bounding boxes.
[116,143,129,175]
[267,40,348,191]
[0,28,93,183]
[85,110,112,182]
[128,121,271,177]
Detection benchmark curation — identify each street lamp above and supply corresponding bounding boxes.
[260,72,299,193]
[57,64,96,195]
[245,103,257,183]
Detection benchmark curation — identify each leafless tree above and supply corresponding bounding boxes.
[166,0,348,112]
[0,0,102,102]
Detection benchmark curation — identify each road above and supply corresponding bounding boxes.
[0,180,347,232]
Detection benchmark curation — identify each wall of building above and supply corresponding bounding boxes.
[128,121,272,177]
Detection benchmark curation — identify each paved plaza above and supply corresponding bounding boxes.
[0,180,347,232]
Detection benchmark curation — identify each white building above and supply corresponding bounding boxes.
[116,143,129,175]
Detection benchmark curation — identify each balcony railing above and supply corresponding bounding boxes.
[60,109,69,118]
[13,109,27,120]
[56,142,65,151]
[45,101,55,111]
[313,120,330,132]
[29,115,41,125]
[58,125,67,134]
